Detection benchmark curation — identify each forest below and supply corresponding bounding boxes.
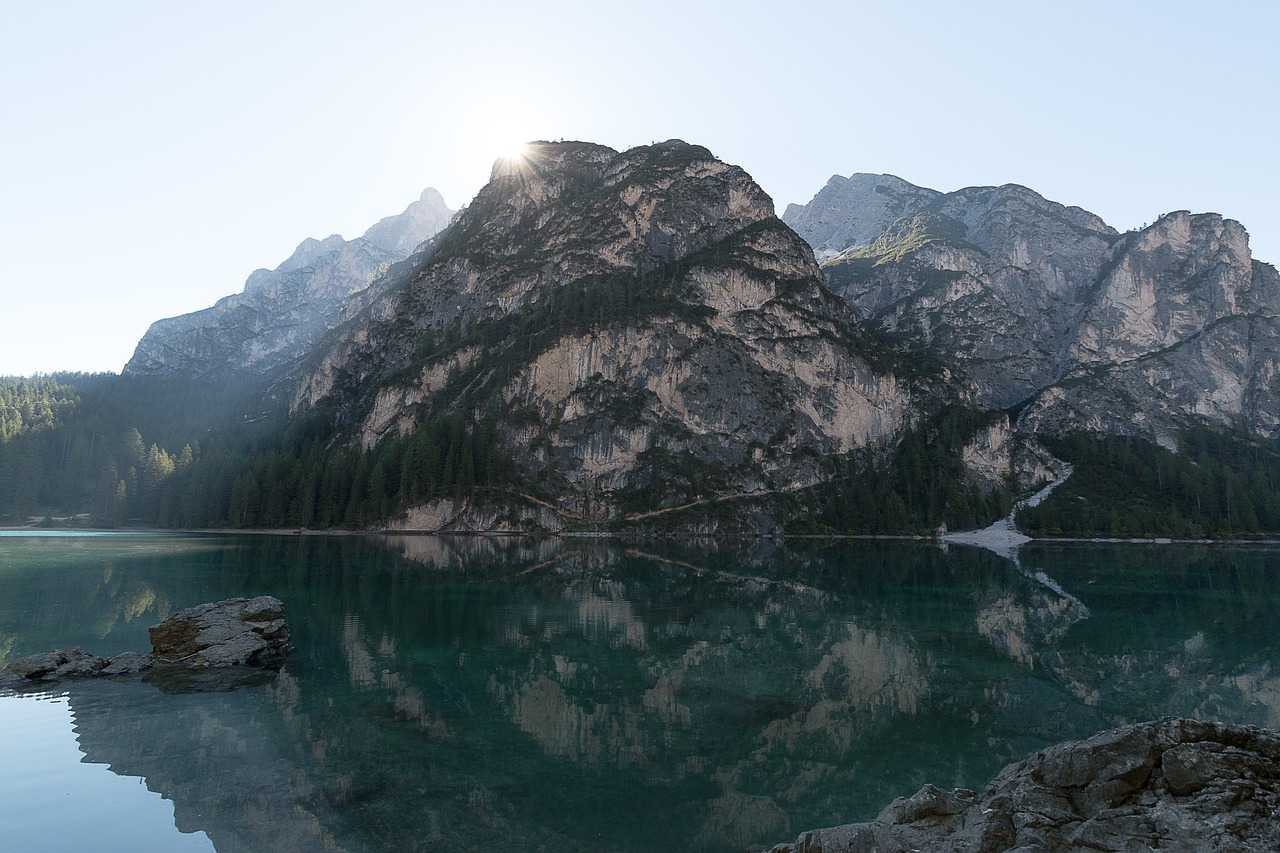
[0,371,1012,534]
[5,367,1280,539]
[1018,429,1280,538]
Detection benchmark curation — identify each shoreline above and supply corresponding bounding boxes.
[4,523,1280,547]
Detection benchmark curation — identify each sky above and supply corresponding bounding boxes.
[2,0,1278,376]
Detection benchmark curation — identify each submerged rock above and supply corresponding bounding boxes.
[768,717,1280,852]
[149,596,292,666]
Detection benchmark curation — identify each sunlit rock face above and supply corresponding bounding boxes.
[124,188,453,378]
[295,141,922,526]
[786,177,1280,440]
[959,413,1059,493]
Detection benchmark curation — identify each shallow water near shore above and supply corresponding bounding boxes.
[1,533,1277,852]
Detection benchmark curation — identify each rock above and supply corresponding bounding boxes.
[293,141,922,531]
[767,717,1280,852]
[101,651,155,676]
[876,783,967,824]
[2,598,292,689]
[5,647,108,680]
[785,174,1280,442]
[149,596,293,667]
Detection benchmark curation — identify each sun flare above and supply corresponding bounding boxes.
[497,140,530,163]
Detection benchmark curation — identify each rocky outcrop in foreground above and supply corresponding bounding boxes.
[768,717,1280,852]
[0,596,292,684]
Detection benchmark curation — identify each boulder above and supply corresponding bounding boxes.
[2,596,293,687]
[769,717,1280,852]
[149,596,292,667]
[4,647,108,680]
[101,651,155,676]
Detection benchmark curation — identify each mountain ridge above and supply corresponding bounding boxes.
[784,173,1280,442]
[123,187,454,378]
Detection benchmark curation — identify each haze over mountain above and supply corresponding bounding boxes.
[124,189,454,378]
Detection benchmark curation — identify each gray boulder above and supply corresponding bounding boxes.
[4,647,109,681]
[769,717,1280,852]
[2,597,291,688]
[149,596,292,667]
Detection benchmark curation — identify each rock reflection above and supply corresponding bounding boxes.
[62,675,342,853]
[973,571,1089,665]
[378,533,562,572]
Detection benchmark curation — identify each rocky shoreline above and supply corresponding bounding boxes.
[0,596,292,687]
[767,717,1280,852]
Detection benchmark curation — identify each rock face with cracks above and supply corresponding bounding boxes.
[293,141,925,528]
[149,596,293,666]
[125,189,454,378]
[785,175,1280,443]
[767,717,1280,852]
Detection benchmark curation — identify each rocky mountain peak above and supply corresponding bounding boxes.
[360,186,455,256]
[293,141,920,530]
[786,170,1280,441]
[125,189,455,378]
[276,234,348,273]
[783,173,941,260]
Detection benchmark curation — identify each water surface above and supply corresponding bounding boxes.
[1,534,1277,851]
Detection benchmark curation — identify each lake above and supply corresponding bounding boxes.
[0,532,1277,852]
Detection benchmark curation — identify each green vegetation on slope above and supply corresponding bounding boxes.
[1018,428,1280,538]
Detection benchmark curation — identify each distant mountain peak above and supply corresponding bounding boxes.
[124,189,455,378]
[786,169,1280,440]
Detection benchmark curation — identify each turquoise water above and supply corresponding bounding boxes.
[0,534,1277,851]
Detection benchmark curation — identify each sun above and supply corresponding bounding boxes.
[488,136,535,179]
[497,140,530,163]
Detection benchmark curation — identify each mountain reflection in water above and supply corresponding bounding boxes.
[1,534,1278,852]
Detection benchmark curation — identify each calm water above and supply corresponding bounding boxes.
[0,533,1277,852]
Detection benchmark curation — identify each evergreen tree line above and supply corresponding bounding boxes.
[0,375,79,441]
[1018,429,1280,538]
[0,373,266,522]
[170,404,515,529]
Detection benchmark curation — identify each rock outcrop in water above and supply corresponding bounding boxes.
[149,595,293,666]
[0,596,292,684]
[767,717,1280,852]
[783,175,1280,442]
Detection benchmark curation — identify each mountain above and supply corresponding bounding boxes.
[783,175,1280,443]
[290,141,937,530]
[123,188,454,378]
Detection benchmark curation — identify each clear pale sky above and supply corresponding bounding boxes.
[3,1,1277,376]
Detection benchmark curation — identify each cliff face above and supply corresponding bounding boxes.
[1020,215,1280,441]
[295,142,923,525]
[124,188,454,378]
[785,177,1280,440]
